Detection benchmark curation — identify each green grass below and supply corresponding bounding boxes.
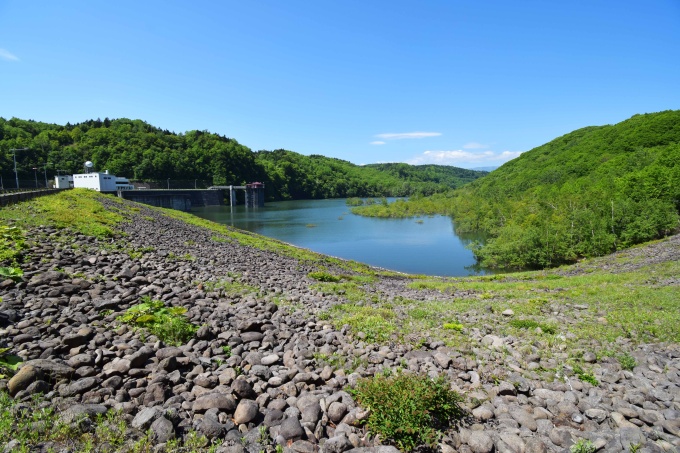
[330,304,396,342]
[0,189,125,238]
[403,259,680,351]
[509,319,557,334]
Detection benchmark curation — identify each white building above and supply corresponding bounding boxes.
[54,175,74,189]
[73,171,120,192]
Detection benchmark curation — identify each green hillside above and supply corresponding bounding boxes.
[0,117,484,200]
[355,110,680,269]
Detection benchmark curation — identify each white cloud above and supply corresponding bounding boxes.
[463,142,487,149]
[370,141,386,145]
[0,48,19,61]
[407,149,522,168]
[375,131,442,140]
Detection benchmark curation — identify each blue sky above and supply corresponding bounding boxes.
[1,1,679,169]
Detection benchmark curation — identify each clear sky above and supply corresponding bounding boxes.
[1,1,679,169]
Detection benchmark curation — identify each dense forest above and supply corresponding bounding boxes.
[354,111,680,269]
[0,117,484,200]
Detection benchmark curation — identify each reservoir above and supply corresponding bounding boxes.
[192,199,487,277]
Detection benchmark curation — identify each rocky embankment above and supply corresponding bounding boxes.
[1,199,679,452]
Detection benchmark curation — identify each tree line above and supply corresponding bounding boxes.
[0,117,484,199]
[354,110,680,269]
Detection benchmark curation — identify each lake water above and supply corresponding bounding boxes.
[192,199,488,277]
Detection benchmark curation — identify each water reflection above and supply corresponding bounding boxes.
[192,199,489,277]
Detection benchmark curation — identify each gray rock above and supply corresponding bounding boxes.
[261,354,280,366]
[150,416,175,443]
[195,416,232,439]
[132,407,164,430]
[232,379,255,399]
[264,408,285,427]
[323,434,352,453]
[498,433,525,453]
[60,377,99,397]
[301,401,322,424]
[524,438,547,453]
[280,417,305,441]
[102,357,131,376]
[233,399,259,425]
[509,406,537,431]
[473,405,495,421]
[8,365,43,396]
[193,393,236,412]
[468,431,494,453]
[60,404,108,423]
[22,359,74,379]
[328,402,348,423]
[585,408,608,423]
[548,428,573,447]
[498,381,517,396]
[619,427,645,447]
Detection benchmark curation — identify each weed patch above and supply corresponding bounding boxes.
[117,297,198,346]
[350,373,464,451]
[509,319,557,334]
[573,365,599,386]
[331,304,395,342]
[0,224,26,265]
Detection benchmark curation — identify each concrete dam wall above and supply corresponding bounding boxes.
[118,190,223,212]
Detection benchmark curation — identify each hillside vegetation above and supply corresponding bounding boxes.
[354,110,680,269]
[0,117,483,199]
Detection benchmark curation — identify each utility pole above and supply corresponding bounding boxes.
[32,167,38,188]
[10,148,29,189]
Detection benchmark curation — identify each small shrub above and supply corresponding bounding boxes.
[0,224,26,264]
[117,297,198,346]
[443,322,464,331]
[509,318,557,334]
[617,353,637,371]
[350,373,464,451]
[0,267,23,282]
[573,365,599,386]
[0,347,22,378]
[570,439,596,453]
[509,319,539,329]
[308,271,341,282]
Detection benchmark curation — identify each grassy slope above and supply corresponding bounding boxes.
[3,190,676,354]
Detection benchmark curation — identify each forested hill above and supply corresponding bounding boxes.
[355,110,680,269]
[0,117,484,200]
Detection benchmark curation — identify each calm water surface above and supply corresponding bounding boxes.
[192,199,487,277]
